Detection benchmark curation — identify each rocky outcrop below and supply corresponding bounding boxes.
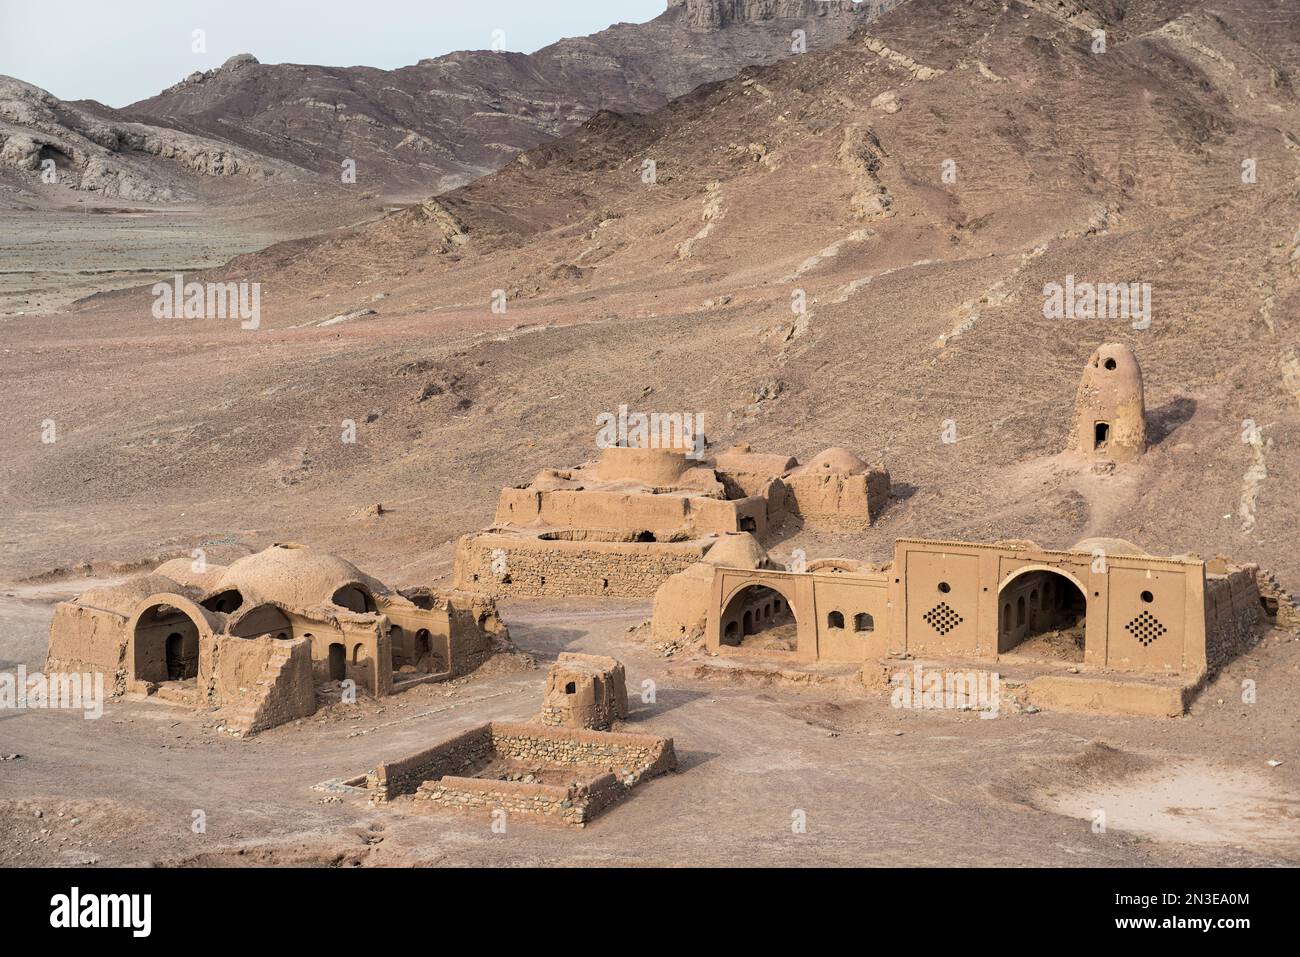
[0,75,302,202]
[667,0,861,29]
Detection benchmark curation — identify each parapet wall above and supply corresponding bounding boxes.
[454,532,708,598]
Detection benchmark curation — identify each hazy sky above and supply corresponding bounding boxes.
[0,0,668,107]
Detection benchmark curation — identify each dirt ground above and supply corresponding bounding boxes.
[1,587,1296,868]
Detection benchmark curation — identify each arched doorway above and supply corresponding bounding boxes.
[133,604,201,684]
[327,643,346,681]
[720,584,797,652]
[998,568,1087,660]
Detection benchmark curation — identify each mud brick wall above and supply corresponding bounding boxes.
[370,725,494,801]
[784,470,890,530]
[1204,567,1266,673]
[488,722,677,781]
[453,534,707,598]
[418,776,589,825]
[44,604,129,693]
[240,638,317,735]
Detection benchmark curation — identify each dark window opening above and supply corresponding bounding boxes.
[565,681,576,694]
[328,643,346,682]
[1094,422,1110,450]
[828,610,845,629]
[854,613,874,632]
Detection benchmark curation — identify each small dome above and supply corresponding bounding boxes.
[702,532,769,569]
[75,574,193,615]
[797,447,868,475]
[1071,537,1148,557]
[153,557,225,591]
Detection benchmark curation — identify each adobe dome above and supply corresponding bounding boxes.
[702,532,769,569]
[797,447,868,475]
[75,574,194,615]
[153,557,225,591]
[595,445,691,485]
[204,543,388,613]
[1071,537,1149,557]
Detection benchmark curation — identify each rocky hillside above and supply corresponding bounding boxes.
[3,0,1298,596]
[114,1,882,197]
[0,75,307,206]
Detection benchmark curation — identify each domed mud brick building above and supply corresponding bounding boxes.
[44,543,509,735]
[454,441,890,599]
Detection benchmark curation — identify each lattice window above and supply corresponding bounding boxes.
[923,602,963,636]
[1125,610,1167,647]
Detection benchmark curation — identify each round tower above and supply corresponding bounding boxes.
[1069,343,1146,462]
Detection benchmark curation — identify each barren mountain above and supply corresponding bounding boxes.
[0,75,310,207]
[114,0,881,197]
[3,0,1298,613]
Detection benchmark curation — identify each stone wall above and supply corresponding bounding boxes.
[369,725,495,801]
[454,532,707,598]
[418,776,595,826]
[370,721,676,824]
[1256,569,1300,632]
[488,722,677,781]
[412,722,675,826]
[219,636,317,736]
[1204,566,1266,674]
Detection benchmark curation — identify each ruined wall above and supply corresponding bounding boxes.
[454,533,708,598]
[419,775,598,826]
[44,604,129,691]
[369,724,495,801]
[1204,566,1266,674]
[488,722,677,780]
[784,469,890,530]
[495,487,763,538]
[447,592,509,676]
[216,636,317,736]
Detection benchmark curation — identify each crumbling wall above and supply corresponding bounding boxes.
[1255,569,1300,631]
[541,653,629,729]
[489,722,677,780]
[44,604,129,692]
[368,724,495,801]
[454,533,707,598]
[218,636,317,736]
[447,591,511,676]
[419,776,592,825]
[784,469,890,530]
[1204,566,1267,673]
